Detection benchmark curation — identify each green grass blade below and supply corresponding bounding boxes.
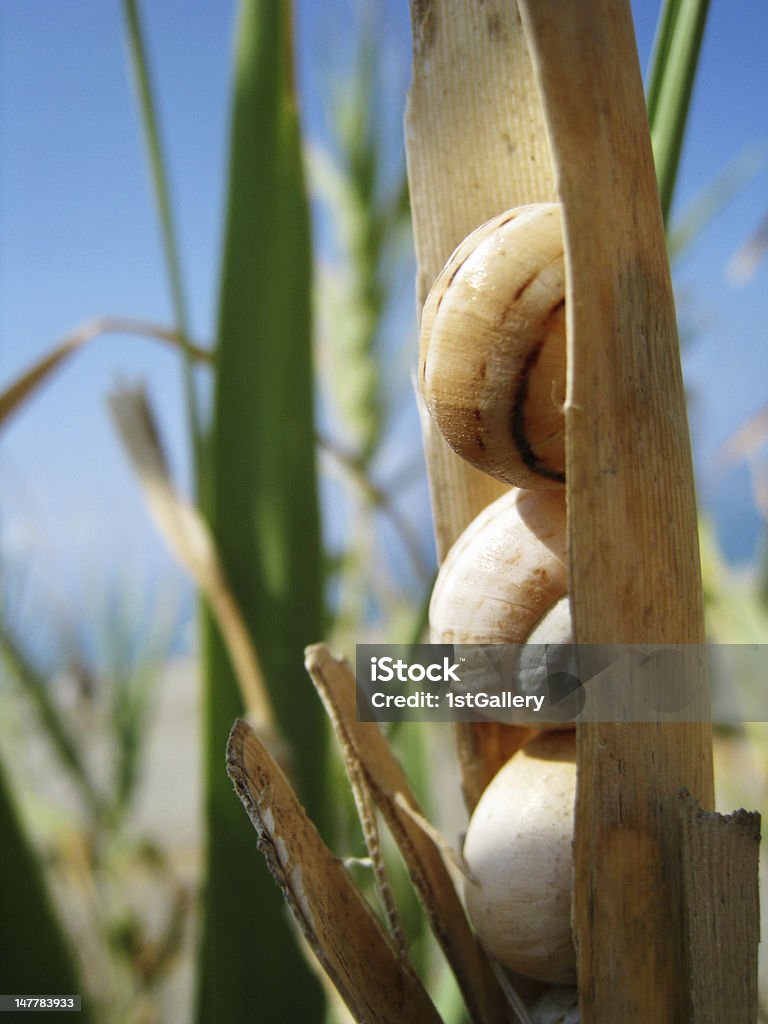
[0,755,91,1018]
[0,627,104,822]
[644,0,678,128]
[647,0,710,224]
[121,0,202,470]
[668,144,766,261]
[196,0,327,1019]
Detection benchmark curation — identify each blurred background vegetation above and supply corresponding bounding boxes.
[1,1,766,1021]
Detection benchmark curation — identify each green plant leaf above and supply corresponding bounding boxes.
[196,0,327,1020]
[646,0,710,224]
[121,0,203,470]
[0,627,104,823]
[0,755,91,1018]
[668,144,766,261]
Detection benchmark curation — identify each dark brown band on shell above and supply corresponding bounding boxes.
[511,298,566,483]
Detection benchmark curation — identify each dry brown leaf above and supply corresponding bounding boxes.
[677,793,761,1022]
[0,316,211,429]
[108,385,274,735]
[304,644,513,1024]
[226,718,443,1024]
[329,714,408,955]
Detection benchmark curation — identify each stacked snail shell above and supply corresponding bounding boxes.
[420,202,566,490]
[419,203,577,984]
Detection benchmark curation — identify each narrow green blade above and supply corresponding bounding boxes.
[196,0,327,1020]
[121,0,202,469]
[0,756,90,1019]
[0,628,103,822]
[645,0,678,128]
[647,0,710,224]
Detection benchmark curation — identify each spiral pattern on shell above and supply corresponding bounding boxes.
[420,203,566,489]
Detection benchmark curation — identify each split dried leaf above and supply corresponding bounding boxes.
[304,643,511,1024]
[226,718,443,1024]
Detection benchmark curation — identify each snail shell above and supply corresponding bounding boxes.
[517,595,579,729]
[462,730,577,984]
[429,487,568,645]
[526,594,571,646]
[430,489,571,729]
[419,203,566,489]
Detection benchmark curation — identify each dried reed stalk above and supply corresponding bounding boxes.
[226,719,443,1024]
[405,0,557,808]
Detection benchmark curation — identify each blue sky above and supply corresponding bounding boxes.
[1,2,767,653]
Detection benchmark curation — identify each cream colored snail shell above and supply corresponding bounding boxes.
[419,203,566,489]
[462,731,577,984]
[517,595,577,729]
[526,594,571,647]
[429,487,568,646]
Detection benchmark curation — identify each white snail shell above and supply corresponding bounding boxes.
[462,731,577,984]
[516,595,577,729]
[420,203,566,489]
[429,487,568,645]
[526,594,571,646]
[423,207,576,984]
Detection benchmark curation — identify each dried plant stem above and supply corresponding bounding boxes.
[0,316,210,429]
[406,1,555,558]
[405,0,557,808]
[513,3,757,1020]
[121,0,203,468]
[226,718,443,1024]
[305,644,514,1024]
[108,385,274,735]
